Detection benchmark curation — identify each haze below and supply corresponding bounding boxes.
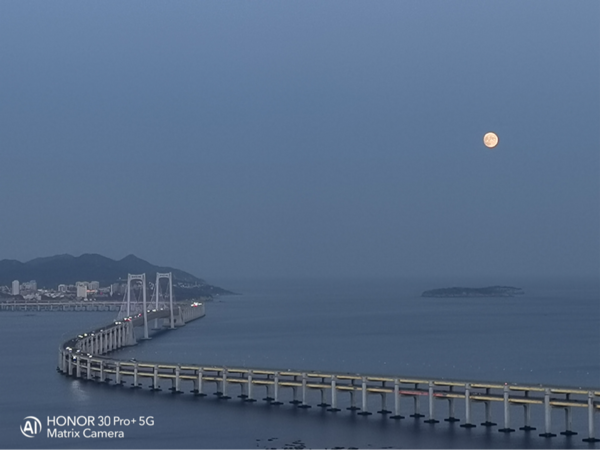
[1,1,598,282]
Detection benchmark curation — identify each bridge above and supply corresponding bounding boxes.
[1,301,123,312]
[56,274,600,443]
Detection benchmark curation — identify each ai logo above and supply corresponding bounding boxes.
[20,416,42,438]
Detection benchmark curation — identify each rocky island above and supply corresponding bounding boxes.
[421,286,524,298]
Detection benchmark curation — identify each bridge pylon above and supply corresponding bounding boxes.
[116,274,150,339]
[154,272,175,329]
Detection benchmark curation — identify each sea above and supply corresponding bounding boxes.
[1,276,599,449]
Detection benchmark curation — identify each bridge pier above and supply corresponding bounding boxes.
[480,389,497,426]
[583,392,600,442]
[390,379,404,419]
[298,372,311,408]
[317,388,329,407]
[461,383,475,428]
[289,386,300,405]
[539,388,556,437]
[377,393,391,414]
[132,362,141,388]
[270,372,282,405]
[115,362,122,385]
[172,366,182,393]
[498,385,515,432]
[150,364,161,391]
[424,381,439,423]
[220,369,230,399]
[193,369,206,396]
[328,376,340,412]
[76,356,81,378]
[357,377,372,416]
[519,399,535,431]
[444,386,459,422]
[560,405,577,436]
[347,388,359,411]
[244,371,256,401]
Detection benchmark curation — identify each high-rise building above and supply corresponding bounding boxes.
[12,280,19,296]
[58,284,67,293]
[89,281,100,290]
[76,282,87,299]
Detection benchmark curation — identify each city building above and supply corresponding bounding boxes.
[58,284,67,293]
[12,280,19,296]
[89,281,100,290]
[76,282,87,299]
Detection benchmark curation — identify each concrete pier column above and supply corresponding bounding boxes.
[390,379,404,419]
[560,406,577,436]
[288,375,301,405]
[358,377,372,415]
[328,376,340,412]
[298,373,311,408]
[58,350,63,372]
[519,393,535,431]
[424,381,439,423]
[289,386,300,405]
[481,388,496,426]
[445,398,459,422]
[317,388,329,407]
[87,358,92,380]
[76,357,81,378]
[499,385,515,432]
[582,392,600,442]
[347,389,359,411]
[245,371,256,402]
[272,372,282,405]
[99,360,104,382]
[539,388,556,437]
[194,369,206,396]
[68,353,73,376]
[220,369,230,399]
[174,366,181,393]
[132,362,140,388]
[151,365,160,391]
[410,395,423,418]
[377,381,391,414]
[378,393,391,414]
[460,383,475,428]
[519,404,535,431]
[115,362,121,385]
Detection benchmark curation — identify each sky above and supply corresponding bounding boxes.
[0,1,598,282]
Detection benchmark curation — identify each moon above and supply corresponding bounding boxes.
[483,132,499,148]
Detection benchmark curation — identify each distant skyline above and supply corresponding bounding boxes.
[1,1,598,282]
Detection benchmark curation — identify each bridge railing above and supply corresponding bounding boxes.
[57,303,600,442]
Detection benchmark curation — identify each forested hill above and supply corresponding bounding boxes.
[0,253,230,294]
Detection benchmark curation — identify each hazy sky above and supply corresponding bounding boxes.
[1,1,598,281]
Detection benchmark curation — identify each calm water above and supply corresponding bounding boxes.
[1,277,599,449]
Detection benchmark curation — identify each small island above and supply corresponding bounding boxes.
[421,286,524,298]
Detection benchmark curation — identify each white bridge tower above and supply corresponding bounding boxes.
[117,272,175,340]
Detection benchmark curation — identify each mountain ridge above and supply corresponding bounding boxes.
[0,253,226,294]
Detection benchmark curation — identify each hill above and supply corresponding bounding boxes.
[421,286,525,298]
[0,253,231,296]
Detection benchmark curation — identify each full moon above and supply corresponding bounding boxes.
[483,132,499,148]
